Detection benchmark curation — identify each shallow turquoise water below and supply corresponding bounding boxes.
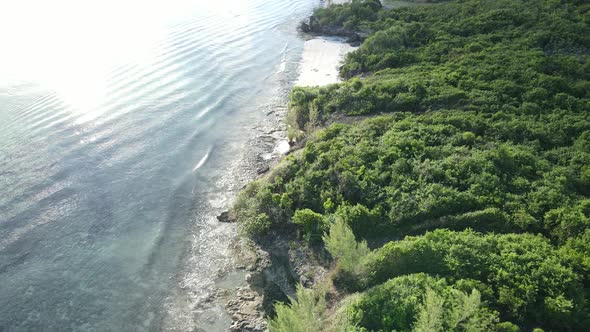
[0,0,316,330]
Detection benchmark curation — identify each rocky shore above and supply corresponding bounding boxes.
[225,232,330,331]
[300,15,369,46]
[217,10,358,332]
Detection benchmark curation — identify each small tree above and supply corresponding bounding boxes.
[323,218,371,273]
[269,285,326,332]
[413,288,445,332]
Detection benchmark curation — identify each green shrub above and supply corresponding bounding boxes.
[496,322,520,332]
[346,274,500,332]
[269,285,326,332]
[242,213,272,237]
[232,181,290,236]
[461,131,476,145]
[293,209,328,243]
[323,218,371,274]
[366,230,588,330]
[312,0,382,30]
[334,203,383,238]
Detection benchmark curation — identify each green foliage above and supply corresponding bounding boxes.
[312,0,382,31]
[243,111,590,241]
[544,199,590,244]
[293,208,327,243]
[414,288,496,332]
[231,178,293,237]
[269,285,327,332]
[234,0,590,330]
[323,218,371,280]
[345,274,500,332]
[287,87,321,140]
[559,229,590,285]
[365,230,588,330]
[334,203,383,238]
[242,213,272,236]
[413,288,445,332]
[445,289,493,332]
[496,321,520,332]
[289,0,590,130]
[346,274,443,331]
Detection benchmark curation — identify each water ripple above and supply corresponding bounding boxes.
[0,0,317,330]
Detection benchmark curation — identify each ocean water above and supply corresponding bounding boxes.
[0,0,316,330]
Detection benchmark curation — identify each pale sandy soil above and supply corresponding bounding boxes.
[295,36,357,87]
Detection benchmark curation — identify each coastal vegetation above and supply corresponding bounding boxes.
[233,0,590,330]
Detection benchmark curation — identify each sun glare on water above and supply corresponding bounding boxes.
[0,0,248,123]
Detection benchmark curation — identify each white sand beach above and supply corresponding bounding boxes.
[295,36,357,87]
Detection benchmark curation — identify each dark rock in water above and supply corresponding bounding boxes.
[217,211,235,223]
[257,166,270,175]
[300,15,320,33]
[300,21,311,33]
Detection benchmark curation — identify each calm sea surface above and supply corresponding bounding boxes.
[0,0,316,330]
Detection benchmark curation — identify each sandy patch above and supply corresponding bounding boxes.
[295,36,357,87]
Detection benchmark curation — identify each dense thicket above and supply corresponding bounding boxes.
[234,0,590,330]
[312,0,382,30]
[364,230,588,330]
[288,0,590,137]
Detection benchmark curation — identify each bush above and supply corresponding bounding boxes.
[346,274,500,332]
[312,0,382,30]
[269,285,326,332]
[242,213,272,237]
[366,230,588,330]
[323,218,371,274]
[293,209,328,243]
[334,203,383,238]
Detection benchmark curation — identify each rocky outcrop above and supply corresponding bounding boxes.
[300,16,370,44]
[227,235,329,330]
[217,211,236,223]
[226,287,266,332]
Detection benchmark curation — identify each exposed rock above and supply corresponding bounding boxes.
[256,166,270,175]
[288,245,329,288]
[226,229,332,330]
[300,21,311,33]
[226,287,267,332]
[300,15,369,45]
[308,16,321,33]
[217,211,235,223]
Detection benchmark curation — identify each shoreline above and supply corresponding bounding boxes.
[211,22,357,331]
[165,13,312,331]
[218,19,358,332]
